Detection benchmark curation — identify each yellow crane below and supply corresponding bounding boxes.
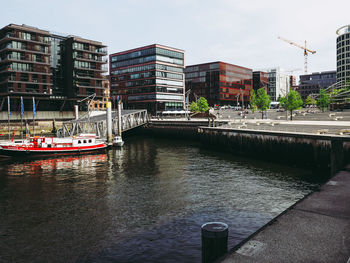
[278,36,316,74]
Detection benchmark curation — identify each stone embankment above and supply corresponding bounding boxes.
[221,166,350,263]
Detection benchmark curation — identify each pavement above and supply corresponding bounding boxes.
[213,109,350,135]
[221,166,350,263]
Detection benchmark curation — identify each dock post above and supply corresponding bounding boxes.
[118,101,122,136]
[201,222,228,263]
[74,105,79,120]
[106,101,113,145]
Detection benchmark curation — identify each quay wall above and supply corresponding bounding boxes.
[145,119,218,140]
[199,127,350,175]
[145,120,350,175]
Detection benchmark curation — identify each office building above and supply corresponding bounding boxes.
[185,62,252,107]
[298,71,336,100]
[290,76,296,87]
[0,24,107,112]
[253,71,269,92]
[336,25,350,84]
[266,68,290,101]
[109,44,185,114]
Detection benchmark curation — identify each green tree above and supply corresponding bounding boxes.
[256,88,271,119]
[305,95,317,106]
[189,101,199,112]
[279,90,303,120]
[345,79,350,90]
[249,90,257,113]
[197,97,209,112]
[317,89,330,112]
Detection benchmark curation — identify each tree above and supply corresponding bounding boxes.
[280,90,303,120]
[346,79,350,90]
[256,88,271,119]
[189,101,199,112]
[249,90,257,113]
[317,89,330,112]
[277,94,282,102]
[189,97,209,113]
[305,95,317,106]
[196,97,209,112]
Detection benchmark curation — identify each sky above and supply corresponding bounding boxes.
[2,0,350,77]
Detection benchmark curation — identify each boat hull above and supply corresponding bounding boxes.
[0,144,107,157]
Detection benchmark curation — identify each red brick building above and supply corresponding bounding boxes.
[185,61,252,107]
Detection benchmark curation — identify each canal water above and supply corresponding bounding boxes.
[0,136,327,263]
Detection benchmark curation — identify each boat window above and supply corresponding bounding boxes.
[88,139,92,143]
[83,140,87,143]
[78,140,81,144]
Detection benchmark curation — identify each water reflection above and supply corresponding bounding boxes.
[0,137,325,263]
[4,154,108,177]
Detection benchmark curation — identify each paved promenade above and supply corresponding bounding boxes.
[215,109,350,135]
[221,166,350,263]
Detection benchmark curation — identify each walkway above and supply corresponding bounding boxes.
[61,109,148,137]
[221,166,350,263]
[220,119,350,135]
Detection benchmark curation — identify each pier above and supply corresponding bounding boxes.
[221,166,350,263]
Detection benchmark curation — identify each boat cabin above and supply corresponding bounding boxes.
[29,134,98,148]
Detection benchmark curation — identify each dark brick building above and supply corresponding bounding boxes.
[185,61,252,107]
[0,24,107,112]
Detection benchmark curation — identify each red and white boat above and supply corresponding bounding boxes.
[0,134,107,156]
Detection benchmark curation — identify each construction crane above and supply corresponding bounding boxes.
[278,36,316,74]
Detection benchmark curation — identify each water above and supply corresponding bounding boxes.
[0,136,326,263]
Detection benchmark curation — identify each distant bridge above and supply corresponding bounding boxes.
[60,109,148,137]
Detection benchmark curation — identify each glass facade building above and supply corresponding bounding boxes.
[298,71,336,100]
[110,44,185,114]
[266,68,290,101]
[0,24,107,112]
[336,25,350,84]
[185,62,252,107]
[253,71,269,92]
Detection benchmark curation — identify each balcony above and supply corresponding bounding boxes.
[1,44,50,55]
[73,45,108,55]
[74,55,108,63]
[4,66,51,75]
[73,64,108,72]
[0,54,50,65]
[95,47,108,55]
[74,74,105,80]
[0,32,51,46]
[76,84,105,90]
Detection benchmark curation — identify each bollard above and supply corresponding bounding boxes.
[106,102,113,145]
[74,105,79,120]
[201,222,228,263]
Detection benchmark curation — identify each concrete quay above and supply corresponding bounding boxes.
[221,167,350,263]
